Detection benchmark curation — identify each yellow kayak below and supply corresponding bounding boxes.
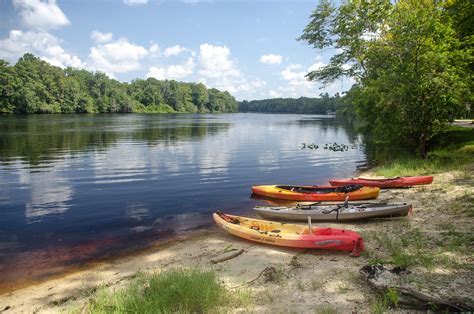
[213,212,364,256]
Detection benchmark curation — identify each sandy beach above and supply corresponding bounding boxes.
[1,168,472,313]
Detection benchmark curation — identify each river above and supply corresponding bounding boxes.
[0,113,369,291]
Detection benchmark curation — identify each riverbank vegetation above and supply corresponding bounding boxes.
[85,269,249,313]
[300,0,473,157]
[370,126,474,177]
[238,93,342,114]
[0,53,237,114]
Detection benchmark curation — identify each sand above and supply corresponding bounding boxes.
[1,169,472,313]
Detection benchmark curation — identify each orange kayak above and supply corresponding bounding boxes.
[251,185,379,201]
[213,212,364,256]
[329,176,433,188]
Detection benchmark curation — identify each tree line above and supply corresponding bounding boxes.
[0,53,238,114]
[238,93,342,114]
[299,0,473,157]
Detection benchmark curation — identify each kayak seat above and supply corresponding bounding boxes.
[300,228,331,236]
[251,224,274,233]
[300,228,311,235]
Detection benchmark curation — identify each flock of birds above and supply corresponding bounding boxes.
[301,142,357,152]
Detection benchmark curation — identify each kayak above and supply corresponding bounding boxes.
[251,193,387,207]
[251,185,379,201]
[213,212,364,256]
[329,176,433,188]
[254,202,412,222]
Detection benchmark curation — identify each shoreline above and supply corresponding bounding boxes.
[0,229,214,295]
[1,167,472,312]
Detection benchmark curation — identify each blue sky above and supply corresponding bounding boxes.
[0,0,353,100]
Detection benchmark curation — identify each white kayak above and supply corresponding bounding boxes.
[253,202,412,222]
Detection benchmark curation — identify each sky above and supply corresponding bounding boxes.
[0,0,354,100]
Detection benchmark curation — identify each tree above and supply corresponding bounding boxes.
[190,83,209,113]
[0,53,239,115]
[299,0,392,84]
[237,96,342,114]
[0,60,20,113]
[300,0,472,156]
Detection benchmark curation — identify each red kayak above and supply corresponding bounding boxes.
[329,176,433,188]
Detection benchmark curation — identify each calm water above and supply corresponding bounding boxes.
[0,113,368,290]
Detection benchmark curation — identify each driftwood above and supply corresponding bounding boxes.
[211,249,244,264]
[360,265,474,312]
[230,266,277,289]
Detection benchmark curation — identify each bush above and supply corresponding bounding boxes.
[88,269,240,313]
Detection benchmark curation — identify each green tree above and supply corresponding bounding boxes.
[238,95,341,114]
[0,60,20,113]
[190,83,210,113]
[300,0,472,156]
[128,78,164,107]
[0,53,239,115]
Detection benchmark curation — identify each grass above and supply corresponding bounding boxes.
[222,244,234,253]
[297,281,306,291]
[336,282,349,293]
[371,288,400,313]
[437,222,474,255]
[363,217,473,270]
[311,279,324,290]
[86,269,250,313]
[448,194,474,217]
[365,231,432,269]
[373,127,474,177]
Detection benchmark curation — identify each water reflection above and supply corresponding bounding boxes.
[0,114,231,165]
[0,113,370,292]
[25,169,73,223]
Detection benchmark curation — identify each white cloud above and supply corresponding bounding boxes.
[273,63,319,98]
[163,45,190,57]
[341,63,351,70]
[146,57,195,80]
[149,43,160,54]
[167,58,195,78]
[308,61,326,72]
[91,30,113,44]
[213,77,265,94]
[195,43,269,100]
[281,64,307,82]
[146,67,165,80]
[87,38,148,75]
[259,54,282,65]
[13,0,70,31]
[269,90,282,98]
[198,43,240,78]
[0,30,83,68]
[270,61,354,98]
[123,0,148,5]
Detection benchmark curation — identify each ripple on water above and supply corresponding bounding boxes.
[0,113,369,291]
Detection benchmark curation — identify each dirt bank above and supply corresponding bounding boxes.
[1,169,472,313]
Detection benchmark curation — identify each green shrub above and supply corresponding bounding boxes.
[88,269,240,313]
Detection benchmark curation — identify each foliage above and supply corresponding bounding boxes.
[0,53,238,114]
[372,288,400,313]
[239,93,342,114]
[371,126,474,177]
[300,0,473,157]
[87,269,248,313]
